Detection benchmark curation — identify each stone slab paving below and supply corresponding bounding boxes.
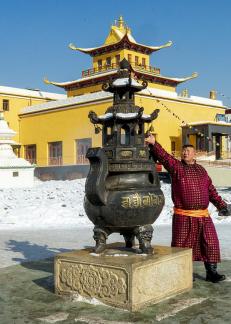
[0,258,231,324]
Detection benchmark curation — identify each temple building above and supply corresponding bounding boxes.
[0,86,66,158]
[18,16,231,166]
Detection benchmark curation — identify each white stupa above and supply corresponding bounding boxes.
[0,112,34,188]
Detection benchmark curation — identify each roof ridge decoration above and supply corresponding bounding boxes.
[68,32,173,56]
[133,71,199,83]
[44,77,52,85]
[68,16,173,55]
[44,77,63,88]
[177,72,198,82]
[68,37,173,55]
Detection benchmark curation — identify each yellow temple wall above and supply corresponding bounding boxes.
[92,50,150,70]
[19,94,225,166]
[19,101,110,166]
[0,94,50,142]
[92,50,122,69]
[147,83,176,92]
[67,84,103,97]
[120,49,150,66]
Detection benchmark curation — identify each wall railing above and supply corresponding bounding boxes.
[48,157,63,166]
[76,155,89,165]
[82,62,160,78]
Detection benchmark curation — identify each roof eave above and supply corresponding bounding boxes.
[134,70,198,86]
[68,35,173,56]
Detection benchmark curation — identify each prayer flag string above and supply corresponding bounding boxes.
[144,90,223,145]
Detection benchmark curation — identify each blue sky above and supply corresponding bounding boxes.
[1,0,231,105]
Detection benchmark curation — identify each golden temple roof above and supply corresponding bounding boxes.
[44,71,198,89]
[68,16,173,56]
[44,16,198,90]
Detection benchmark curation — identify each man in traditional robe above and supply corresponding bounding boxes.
[145,134,230,283]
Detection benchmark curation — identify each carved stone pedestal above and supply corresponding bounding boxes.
[54,243,192,311]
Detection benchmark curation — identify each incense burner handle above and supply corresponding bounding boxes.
[85,147,108,205]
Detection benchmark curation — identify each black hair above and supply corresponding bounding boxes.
[182,144,195,149]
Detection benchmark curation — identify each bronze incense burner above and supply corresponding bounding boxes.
[84,60,164,254]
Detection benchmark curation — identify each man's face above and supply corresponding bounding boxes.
[181,147,196,164]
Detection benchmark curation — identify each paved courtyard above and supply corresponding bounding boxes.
[1,224,231,323]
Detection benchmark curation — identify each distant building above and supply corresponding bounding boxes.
[0,86,66,159]
[17,16,231,166]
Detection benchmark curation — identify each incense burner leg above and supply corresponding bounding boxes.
[134,225,153,254]
[122,231,135,248]
[93,226,109,254]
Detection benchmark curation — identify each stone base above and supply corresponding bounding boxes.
[54,243,192,311]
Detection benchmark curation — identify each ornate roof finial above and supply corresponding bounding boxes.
[118,16,124,28]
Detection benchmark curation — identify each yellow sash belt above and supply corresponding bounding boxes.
[174,207,210,217]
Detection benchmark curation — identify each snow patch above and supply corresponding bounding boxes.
[155,298,207,321]
[74,317,132,324]
[105,253,129,257]
[71,293,106,306]
[37,312,69,323]
[90,253,100,257]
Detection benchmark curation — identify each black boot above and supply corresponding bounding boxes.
[204,262,226,283]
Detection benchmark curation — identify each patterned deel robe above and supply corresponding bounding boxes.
[151,142,227,262]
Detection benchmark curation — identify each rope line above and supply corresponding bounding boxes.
[145,88,231,147]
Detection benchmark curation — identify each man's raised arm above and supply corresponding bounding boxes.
[145,134,179,174]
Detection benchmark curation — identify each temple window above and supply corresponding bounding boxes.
[3,99,9,111]
[115,54,120,66]
[76,138,91,164]
[106,57,111,67]
[98,59,102,70]
[127,54,132,63]
[24,144,37,164]
[216,114,226,122]
[120,125,130,145]
[142,58,146,67]
[135,56,139,66]
[48,141,62,166]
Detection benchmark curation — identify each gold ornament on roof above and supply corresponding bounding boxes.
[118,16,124,28]
[44,78,51,85]
[191,72,198,78]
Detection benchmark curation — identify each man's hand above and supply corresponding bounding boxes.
[218,204,231,216]
[145,133,156,146]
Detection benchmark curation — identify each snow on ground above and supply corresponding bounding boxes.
[0,178,230,230]
[0,178,91,229]
[0,178,230,268]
